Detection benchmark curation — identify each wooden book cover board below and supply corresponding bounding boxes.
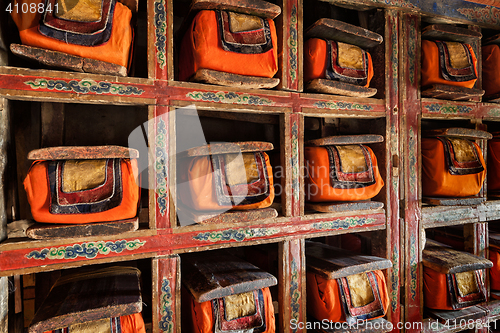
[29,267,142,333]
[182,141,273,157]
[306,201,384,213]
[422,243,493,274]
[422,196,485,206]
[189,0,281,19]
[308,316,392,333]
[306,79,377,98]
[177,205,277,224]
[306,134,384,146]
[28,146,139,160]
[421,84,485,101]
[190,69,280,89]
[422,128,492,140]
[305,18,383,49]
[182,251,277,303]
[421,24,482,43]
[305,241,392,279]
[426,306,488,325]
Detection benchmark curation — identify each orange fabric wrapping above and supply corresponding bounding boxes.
[303,38,374,87]
[11,0,133,67]
[490,248,500,291]
[191,287,275,333]
[23,159,139,223]
[421,40,478,89]
[304,146,384,202]
[482,45,500,97]
[423,267,453,310]
[488,139,500,192]
[43,313,146,333]
[421,138,485,197]
[178,10,279,80]
[306,270,389,322]
[178,152,274,211]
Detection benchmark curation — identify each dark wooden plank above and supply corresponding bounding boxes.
[182,141,273,157]
[305,18,383,49]
[421,84,484,101]
[306,79,377,98]
[422,196,486,206]
[305,135,384,146]
[489,232,500,248]
[181,252,277,303]
[177,207,277,224]
[10,44,127,77]
[28,146,139,160]
[425,306,488,325]
[422,245,493,274]
[421,128,492,140]
[306,201,384,213]
[190,69,280,89]
[29,267,142,333]
[305,241,392,279]
[190,0,281,19]
[309,317,392,333]
[421,24,482,43]
[483,91,500,103]
[26,217,139,240]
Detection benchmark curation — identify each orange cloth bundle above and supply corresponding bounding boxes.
[421,40,478,89]
[490,247,500,291]
[190,287,275,333]
[482,45,500,97]
[11,0,133,67]
[24,159,140,223]
[304,38,374,87]
[178,152,274,211]
[178,10,279,81]
[304,145,384,202]
[423,266,486,310]
[44,313,146,333]
[306,270,389,323]
[421,138,485,197]
[488,138,500,193]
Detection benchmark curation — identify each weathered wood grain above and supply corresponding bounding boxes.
[190,0,281,18]
[178,207,278,224]
[422,127,492,140]
[306,201,384,213]
[28,146,139,160]
[305,18,383,49]
[29,267,142,333]
[421,24,482,43]
[305,241,392,279]
[306,79,377,98]
[421,84,484,101]
[425,305,488,325]
[422,196,486,206]
[10,44,128,77]
[181,251,277,303]
[422,245,492,274]
[310,316,392,333]
[26,217,139,240]
[190,69,280,89]
[305,135,384,146]
[182,141,274,156]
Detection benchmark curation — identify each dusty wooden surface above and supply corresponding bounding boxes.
[421,85,484,101]
[305,18,383,49]
[10,44,127,77]
[426,305,488,325]
[182,141,274,156]
[29,267,142,333]
[26,217,139,240]
[306,201,384,213]
[28,146,139,160]
[305,241,392,279]
[422,128,492,140]
[422,244,492,274]
[306,79,377,98]
[422,196,486,206]
[190,0,281,18]
[178,207,278,224]
[421,24,482,43]
[310,317,392,333]
[305,134,384,146]
[182,251,277,303]
[191,69,280,89]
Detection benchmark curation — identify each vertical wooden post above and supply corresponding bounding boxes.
[277,0,302,92]
[153,255,180,333]
[149,0,172,80]
[0,96,9,333]
[279,239,306,333]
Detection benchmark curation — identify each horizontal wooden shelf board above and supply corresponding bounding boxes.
[167,80,293,98]
[309,316,392,332]
[422,205,478,227]
[168,99,292,114]
[423,306,489,332]
[422,196,486,206]
[421,99,480,118]
[477,200,500,221]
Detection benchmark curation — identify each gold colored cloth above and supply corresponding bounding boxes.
[62,159,107,193]
[337,42,364,70]
[69,318,110,333]
[56,0,103,22]
[455,271,479,296]
[449,138,477,163]
[336,145,368,173]
[228,12,263,33]
[224,291,256,320]
[347,273,375,308]
[445,42,470,69]
[224,153,259,186]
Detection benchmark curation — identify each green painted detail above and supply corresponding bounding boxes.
[291,121,299,204]
[424,103,473,114]
[290,258,301,333]
[154,0,167,69]
[186,91,273,105]
[408,127,417,193]
[312,217,376,231]
[156,117,168,216]
[410,234,417,300]
[24,79,145,95]
[159,278,173,333]
[390,245,399,313]
[313,101,373,111]
[193,228,279,242]
[458,6,500,25]
[488,108,500,117]
[288,5,298,83]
